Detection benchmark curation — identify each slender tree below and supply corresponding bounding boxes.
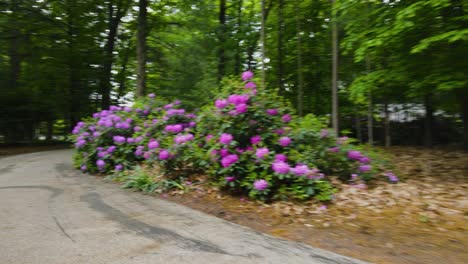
[331,0,339,135]
[136,0,148,97]
[295,0,304,116]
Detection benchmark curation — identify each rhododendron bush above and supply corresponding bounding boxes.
[72,71,395,202]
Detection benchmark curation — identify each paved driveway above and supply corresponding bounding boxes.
[0,150,368,264]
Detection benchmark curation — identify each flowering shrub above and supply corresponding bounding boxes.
[72,71,396,203]
[193,73,338,201]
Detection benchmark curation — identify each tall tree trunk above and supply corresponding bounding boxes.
[8,2,20,91]
[295,0,304,116]
[384,102,391,147]
[118,40,131,99]
[100,0,128,109]
[246,0,274,71]
[424,93,433,148]
[331,0,339,135]
[460,91,468,150]
[234,0,243,75]
[136,0,148,97]
[277,0,284,94]
[218,0,226,83]
[260,0,266,89]
[46,120,54,141]
[66,0,80,128]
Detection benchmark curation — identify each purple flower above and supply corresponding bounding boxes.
[384,172,399,183]
[328,147,340,153]
[278,136,292,147]
[113,136,126,144]
[337,136,349,145]
[215,99,228,109]
[359,165,372,173]
[219,133,234,145]
[96,160,105,168]
[235,103,248,114]
[225,176,235,182]
[274,129,285,135]
[290,164,310,176]
[143,152,152,160]
[93,132,100,138]
[275,154,287,162]
[127,138,135,143]
[219,148,229,157]
[167,109,186,116]
[272,161,290,174]
[245,82,256,89]
[107,146,116,153]
[266,109,279,116]
[159,150,170,160]
[148,140,160,149]
[253,179,268,191]
[124,106,132,112]
[250,135,262,145]
[75,139,86,148]
[228,94,249,105]
[189,121,196,127]
[97,151,107,158]
[115,164,123,171]
[320,129,329,138]
[206,134,213,141]
[133,126,142,132]
[148,93,155,98]
[281,114,292,123]
[165,124,183,133]
[242,71,254,81]
[174,133,195,144]
[221,154,239,168]
[347,150,362,160]
[359,157,371,164]
[164,103,174,110]
[80,165,87,171]
[351,174,359,181]
[255,147,269,159]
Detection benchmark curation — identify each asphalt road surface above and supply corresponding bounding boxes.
[0,150,368,264]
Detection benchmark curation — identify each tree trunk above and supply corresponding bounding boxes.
[424,93,433,148]
[277,0,284,94]
[461,92,468,150]
[260,0,266,89]
[100,0,128,109]
[46,120,54,141]
[234,0,243,75]
[218,0,226,83]
[66,0,80,128]
[136,0,148,97]
[295,0,304,116]
[118,40,131,99]
[331,0,339,135]
[384,102,391,147]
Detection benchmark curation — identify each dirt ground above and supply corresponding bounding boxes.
[0,144,70,157]
[163,147,468,264]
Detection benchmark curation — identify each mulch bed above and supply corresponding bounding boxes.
[161,147,468,264]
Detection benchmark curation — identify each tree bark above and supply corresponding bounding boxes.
[136,0,148,97]
[461,91,468,150]
[331,0,339,134]
[424,93,433,148]
[277,0,284,94]
[260,0,266,89]
[384,102,391,147]
[295,0,304,116]
[234,0,243,75]
[100,0,128,109]
[218,0,226,83]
